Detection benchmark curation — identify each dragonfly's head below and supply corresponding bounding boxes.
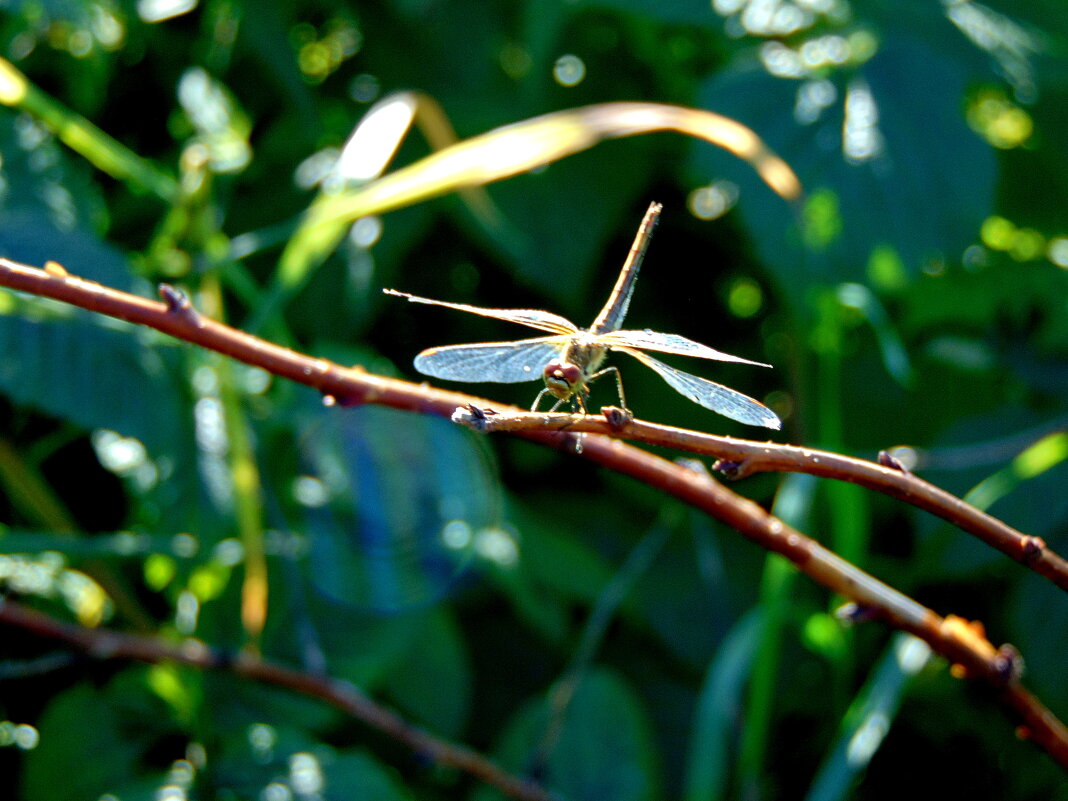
[543,359,584,401]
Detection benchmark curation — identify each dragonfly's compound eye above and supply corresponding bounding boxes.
[543,359,583,400]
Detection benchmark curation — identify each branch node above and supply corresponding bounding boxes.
[1021,535,1046,561]
[452,403,496,432]
[878,449,911,472]
[158,283,200,325]
[994,643,1025,685]
[600,405,633,431]
[712,457,754,480]
[834,601,880,626]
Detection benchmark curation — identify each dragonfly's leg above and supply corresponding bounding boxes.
[531,387,552,412]
[588,366,628,412]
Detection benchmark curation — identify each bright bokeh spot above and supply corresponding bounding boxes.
[794,79,836,124]
[843,80,884,163]
[442,519,473,550]
[92,429,148,474]
[295,17,361,84]
[0,722,39,750]
[475,527,519,567]
[1008,228,1044,261]
[802,187,842,248]
[1048,237,1068,269]
[688,180,738,220]
[980,216,1047,261]
[189,562,230,601]
[349,215,383,248]
[293,475,329,507]
[248,723,277,761]
[289,752,324,795]
[58,569,111,626]
[553,54,586,86]
[145,553,177,590]
[727,277,763,318]
[980,215,1015,250]
[968,89,1033,149]
[802,611,846,659]
[867,244,906,290]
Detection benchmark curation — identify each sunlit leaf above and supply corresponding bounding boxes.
[691,37,996,295]
[0,297,187,457]
[274,99,800,318]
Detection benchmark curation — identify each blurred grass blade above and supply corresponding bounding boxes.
[0,438,76,532]
[536,520,672,772]
[835,283,913,387]
[0,57,177,201]
[739,473,818,794]
[684,610,762,801]
[273,99,802,323]
[964,431,1068,511]
[805,634,932,801]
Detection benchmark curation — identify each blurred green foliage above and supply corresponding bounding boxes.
[0,1,1067,800]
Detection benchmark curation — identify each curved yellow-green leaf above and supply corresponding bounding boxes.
[275,99,802,320]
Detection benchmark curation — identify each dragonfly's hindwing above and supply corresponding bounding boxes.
[619,348,781,429]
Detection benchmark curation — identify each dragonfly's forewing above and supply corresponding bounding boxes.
[618,347,782,429]
[414,337,569,383]
[599,329,771,367]
[384,290,578,335]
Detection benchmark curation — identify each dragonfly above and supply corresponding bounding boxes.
[384,202,781,429]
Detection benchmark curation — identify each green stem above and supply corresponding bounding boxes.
[0,57,177,201]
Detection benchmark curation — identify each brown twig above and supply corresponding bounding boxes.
[449,408,1068,592]
[0,599,556,801]
[0,256,1066,770]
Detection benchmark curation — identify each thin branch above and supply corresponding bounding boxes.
[0,599,557,801]
[5,258,1066,592]
[449,408,1068,593]
[0,257,1066,770]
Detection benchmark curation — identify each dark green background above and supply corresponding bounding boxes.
[0,1,1066,800]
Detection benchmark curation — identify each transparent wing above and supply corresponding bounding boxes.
[384,289,578,335]
[618,347,781,429]
[413,336,569,383]
[599,329,771,367]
